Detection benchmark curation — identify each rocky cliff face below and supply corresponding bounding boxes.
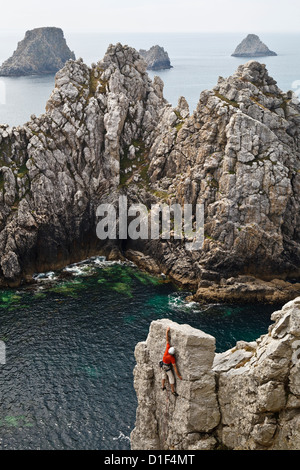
[232,34,277,58]
[0,27,75,76]
[0,45,300,302]
[139,46,172,70]
[146,59,300,301]
[131,297,300,450]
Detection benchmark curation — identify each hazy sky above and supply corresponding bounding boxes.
[1,0,300,33]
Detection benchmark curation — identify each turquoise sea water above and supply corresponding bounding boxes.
[0,258,279,450]
[0,32,300,126]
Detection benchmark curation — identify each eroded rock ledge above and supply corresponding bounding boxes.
[131,297,300,450]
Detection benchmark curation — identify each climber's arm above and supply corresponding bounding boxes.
[174,363,182,380]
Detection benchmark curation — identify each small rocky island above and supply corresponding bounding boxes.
[139,45,172,70]
[0,27,76,76]
[232,34,277,58]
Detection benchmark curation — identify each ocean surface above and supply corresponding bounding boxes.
[0,32,300,127]
[0,258,279,450]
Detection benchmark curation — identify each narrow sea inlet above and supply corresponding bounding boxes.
[0,258,278,450]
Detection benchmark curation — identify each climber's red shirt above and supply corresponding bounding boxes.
[163,343,176,365]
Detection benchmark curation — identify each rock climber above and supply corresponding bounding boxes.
[161,326,182,396]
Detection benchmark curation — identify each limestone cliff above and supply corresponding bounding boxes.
[0,45,300,303]
[139,46,172,70]
[232,34,277,58]
[0,27,75,76]
[131,297,300,450]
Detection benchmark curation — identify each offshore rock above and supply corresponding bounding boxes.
[131,297,300,450]
[0,45,300,301]
[146,59,300,299]
[139,45,172,70]
[232,34,277,58]
[0,27,76,76]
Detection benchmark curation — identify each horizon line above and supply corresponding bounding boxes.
[0,28,300,35]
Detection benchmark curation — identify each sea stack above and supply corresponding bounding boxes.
[232,34,277,58]
[139,45,172,70]
[0,27,76,76]
[132,298,300,450]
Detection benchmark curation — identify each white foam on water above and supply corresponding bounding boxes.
[32,271,57,281]
[168,293,197,309]
[112,431,130,442]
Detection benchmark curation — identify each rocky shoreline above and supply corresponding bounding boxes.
[0,44,300,304]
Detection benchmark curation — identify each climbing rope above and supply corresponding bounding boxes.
[161,383,170,447]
